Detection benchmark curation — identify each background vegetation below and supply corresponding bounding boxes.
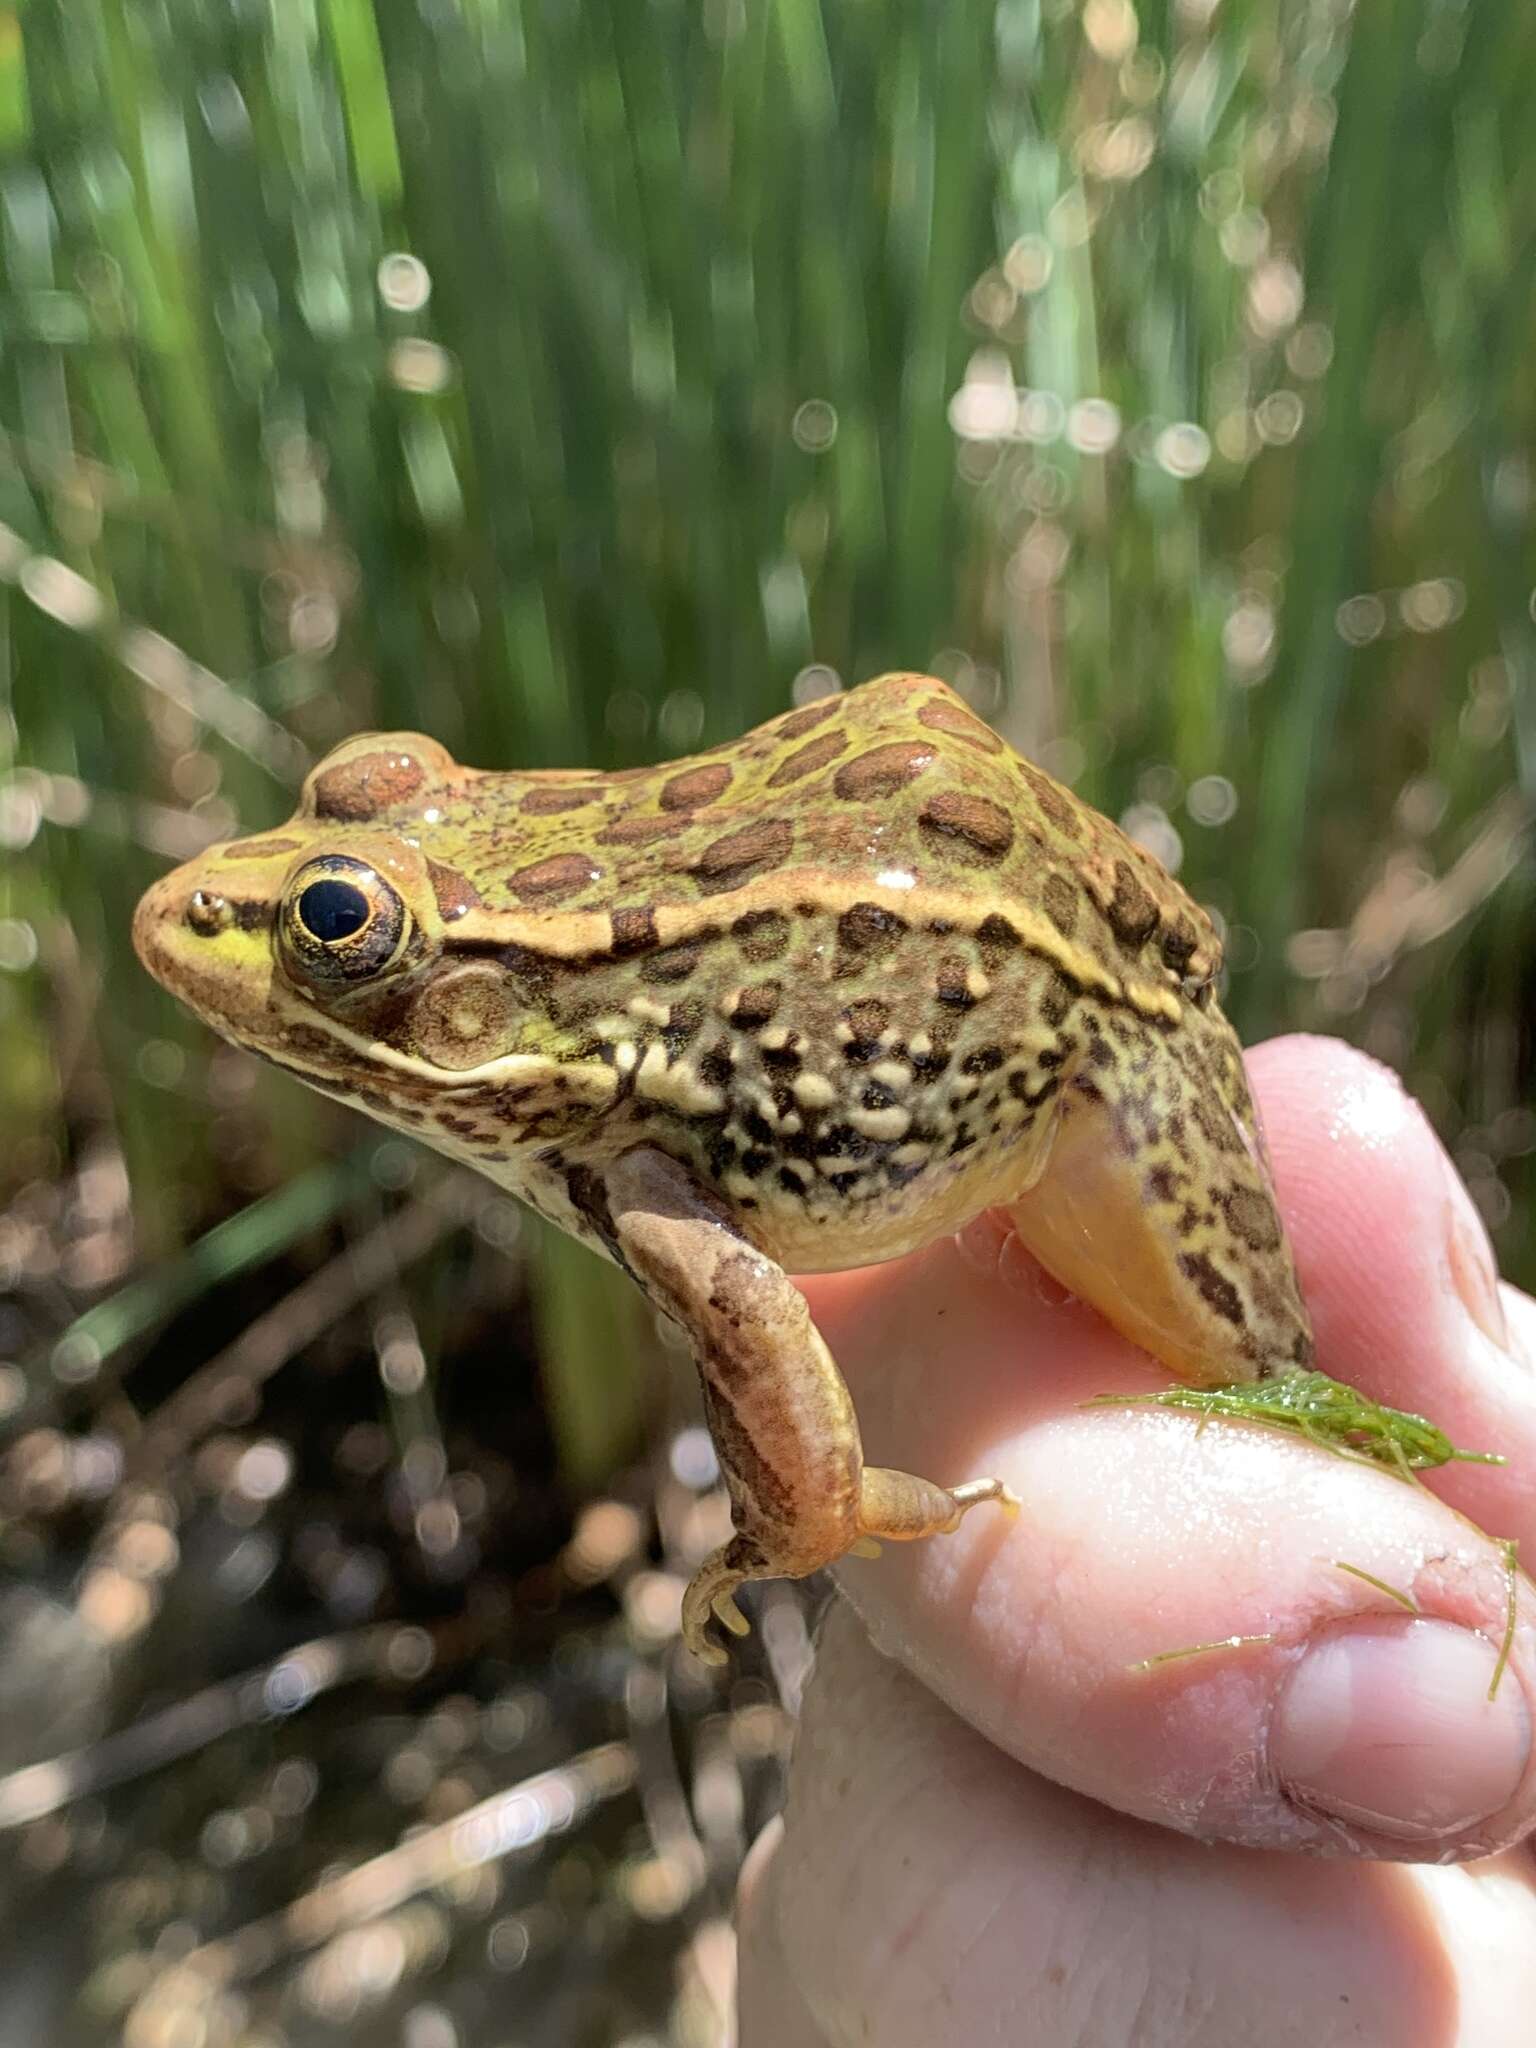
[0,2,1530,2043]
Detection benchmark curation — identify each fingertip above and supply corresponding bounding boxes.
[1247,1037,1494,1354]
[1246,1034,1430,1199]
[1272,1618,1532,1846]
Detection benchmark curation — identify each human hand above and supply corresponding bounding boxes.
[736,1037,1536,2047]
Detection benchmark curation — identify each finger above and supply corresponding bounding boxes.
[1250,1034,1536,1547]
[797,1037,1536,1857]
[1505,1281,1536,1374]
[738,1605,1536,2048]
[735,1817,829,2048]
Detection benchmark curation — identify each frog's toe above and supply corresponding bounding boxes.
[680,1585,730,1664]
[713,1587,751,1638]
[948,1476,1022,1522]
[681,1542,757,1663]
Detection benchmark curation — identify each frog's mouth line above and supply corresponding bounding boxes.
[269,1005,620,1108]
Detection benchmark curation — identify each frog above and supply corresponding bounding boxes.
[134,670,1318,1664]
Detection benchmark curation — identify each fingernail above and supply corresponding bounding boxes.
[1443,1149,1509,1351]
[1273,1617,1529,1841]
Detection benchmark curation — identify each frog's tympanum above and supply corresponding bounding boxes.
[135,673,1315,1660]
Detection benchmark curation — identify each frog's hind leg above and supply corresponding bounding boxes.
[602,1144,1017,1663]
[1002,1027,1313,1388]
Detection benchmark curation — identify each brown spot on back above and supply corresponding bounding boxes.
[775,698,842,741]
[935,955,977,1008]
[597,812,694,847]
[1042,872,1079,938]
[311,749,427,821]
[641,942,704,986]
[919,790,1015,861]
[690,816,794,893]
[833,740,937,801]
[219,835,303,862]
[509,852,602,903]
[916,696,1003,752]
[427,859,482,922]
[976,912,1020,972]
[522,784,602,816]
[1160,915,1197,966]
[844,998,888,1039]
[662,997,705,1049]
[1162,913,1220,986]
[733,909,790,963]
[767,730,847,787]
[1019,761,1081,838]
[835,901,908,964]
[732,982,781,1027]
[610,905,659,956]
[660,761,733,811]
[1105,859,1160,952]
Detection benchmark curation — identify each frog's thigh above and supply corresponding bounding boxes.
[603,1146,1014,1661]
[1001,1069,1293,1388]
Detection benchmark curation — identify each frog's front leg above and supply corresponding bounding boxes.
[602,1145,1016,1664]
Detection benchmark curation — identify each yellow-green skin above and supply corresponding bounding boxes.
[135,673,1312,1659]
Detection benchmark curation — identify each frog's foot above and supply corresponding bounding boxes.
[681,1536,764,1665]
[681,1479,1020,1661]
[858,1466,1021,1542]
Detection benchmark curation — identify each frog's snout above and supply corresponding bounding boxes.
[131,869,184,985]
[132,863,263,1029]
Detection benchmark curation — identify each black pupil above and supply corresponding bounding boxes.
[298,878,371,943]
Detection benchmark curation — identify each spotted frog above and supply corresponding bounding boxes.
[134,672,1315,1660]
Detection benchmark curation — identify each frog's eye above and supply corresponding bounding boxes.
[279,856,408,986]
[298,877,371,941]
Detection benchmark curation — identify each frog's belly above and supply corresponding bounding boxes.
[750,1142,1029,1274]
[479,1116,1036,1280]
[610,1062,1061,1276]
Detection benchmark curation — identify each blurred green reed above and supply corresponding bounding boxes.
[0,1,1531,1479]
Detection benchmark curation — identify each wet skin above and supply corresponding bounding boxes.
[135,673,1319,1660]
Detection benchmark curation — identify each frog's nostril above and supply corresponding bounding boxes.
[187,889,232,937]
